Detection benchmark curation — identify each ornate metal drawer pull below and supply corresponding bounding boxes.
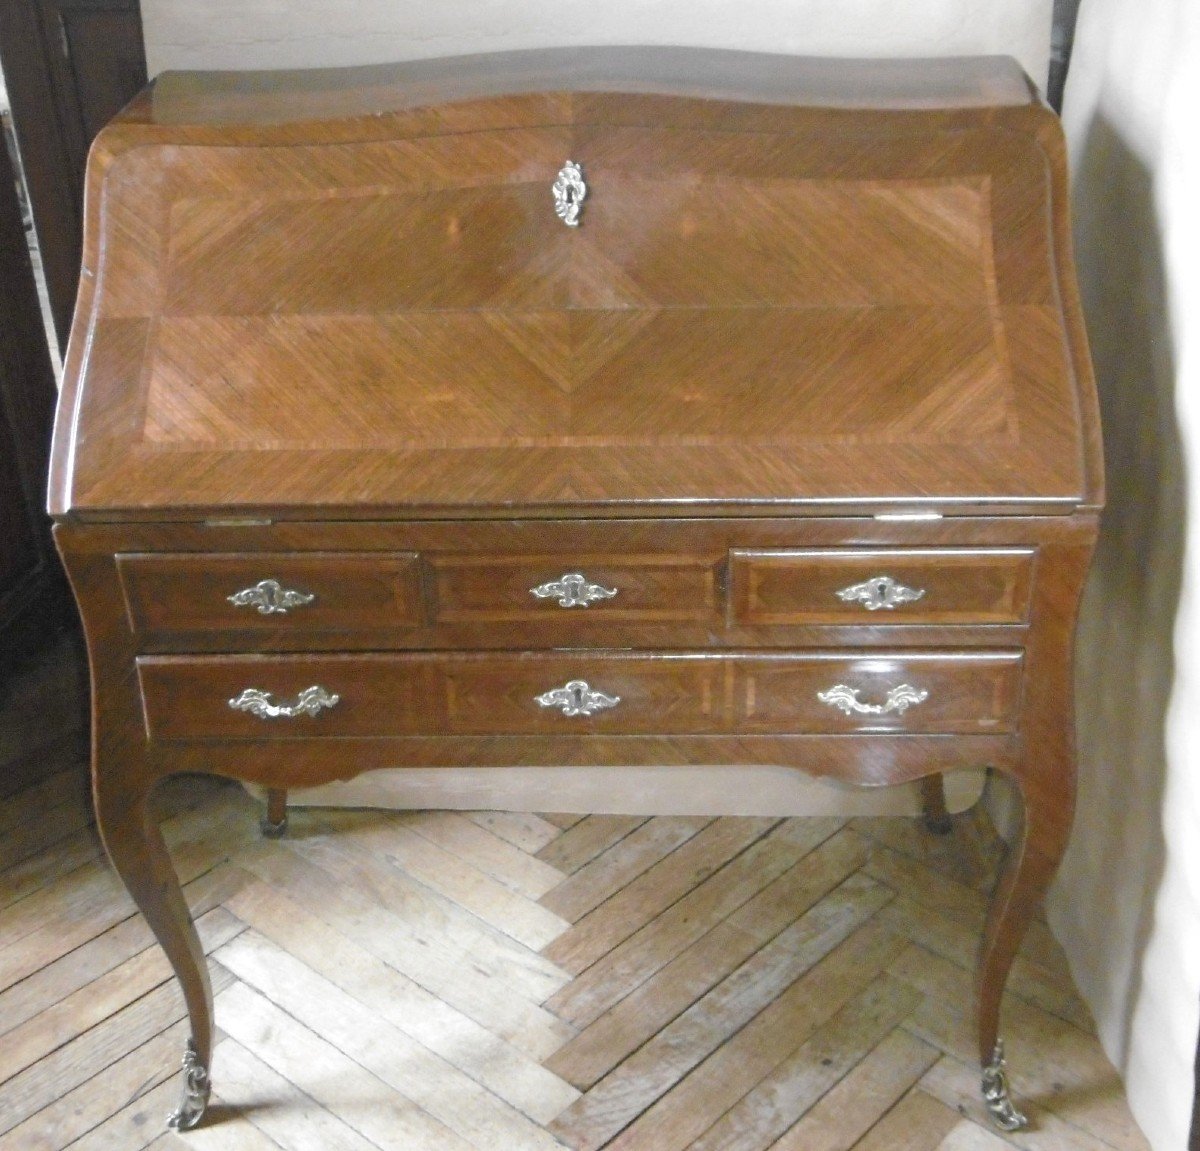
[817,683,928,716]
[552,160,587,226]
[835,575,925,611]
[227,579,315,615]
[228,685,340,720]
[530,572,618,608]
[535,679,620,717]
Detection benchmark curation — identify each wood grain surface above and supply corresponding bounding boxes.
[48,50,1100,517]
[48,49,1104,1138]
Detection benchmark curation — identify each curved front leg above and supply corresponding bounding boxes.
[61,537,217,1129]
[974,765,1075,1129]
[973,533,1091,1130]
[93,769,213,1128]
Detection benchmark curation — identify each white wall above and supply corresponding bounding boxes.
[1050,1,1199,1148]
[142,0,1052,82]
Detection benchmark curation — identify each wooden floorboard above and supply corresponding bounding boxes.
[536,816,651,876]
[542,817,779,977]
[0,643,1152,1151]
[769,1028,940,1151]
[540,816,712,922]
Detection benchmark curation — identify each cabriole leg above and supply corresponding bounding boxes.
[974,764,1075,1131]
[93,773,214,1129]
[972,535,1089,1130]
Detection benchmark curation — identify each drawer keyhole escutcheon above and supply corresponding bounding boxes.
[530,572,618,608]
[535,680,620,717]
[229,685,340,720]
[227,579,315,614]
[835,575,925,611]
[552,161,587,226]
[817,683,928,717]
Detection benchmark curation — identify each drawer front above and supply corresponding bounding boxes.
[118,553,423,638]
[137,650,1022,741]
[729,549,1034,626]
[734,652,1023,734]
[429,553,722,626]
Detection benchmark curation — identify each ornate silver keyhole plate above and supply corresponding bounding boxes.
[535,679,620,717]
[552,161,587,226]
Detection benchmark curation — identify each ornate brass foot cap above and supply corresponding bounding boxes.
[981,1040,1028,1131]
[166,1039,211,1130]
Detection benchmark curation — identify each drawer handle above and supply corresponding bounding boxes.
[535,679,620,717]
[835,575,925,612]
[817,683,928,717]
[552,160,587,226]
[228,685,340,720]
[227,579,316,615]
[530,572,618,608]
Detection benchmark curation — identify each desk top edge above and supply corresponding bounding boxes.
[136,49,1040,131]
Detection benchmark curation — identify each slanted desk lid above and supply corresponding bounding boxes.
[51,49,1101,519]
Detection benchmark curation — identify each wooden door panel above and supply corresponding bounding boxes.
[0,0,147,349]
[0,128,64,656]
[0,414,40,589]
[52,3,147,147]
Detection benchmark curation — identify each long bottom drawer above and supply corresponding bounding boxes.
[137,651,1023,739]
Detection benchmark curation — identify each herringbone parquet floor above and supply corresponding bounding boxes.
[0,638,1150,1151]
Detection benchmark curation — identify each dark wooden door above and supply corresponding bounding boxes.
[0,132,62,665]
[0,0,145,665]
[0,0,147,350]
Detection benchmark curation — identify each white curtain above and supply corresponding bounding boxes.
[1049,1,1200,1147]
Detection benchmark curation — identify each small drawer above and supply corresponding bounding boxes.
[137,649,1021,741]
[728,549,1034,626]
[429,553,722,625]
[139,654,427,740]
[118,553,423,638]
[734,651,1023,734]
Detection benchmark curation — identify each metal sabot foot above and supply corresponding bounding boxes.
[981,1040,1028,1131]
[166,1039,211,1130]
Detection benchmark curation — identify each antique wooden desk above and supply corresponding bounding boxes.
[49,48,1102,1134]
